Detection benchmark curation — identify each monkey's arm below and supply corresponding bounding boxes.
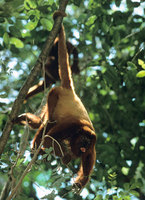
[32,121,74,157]
[75,146,96,188]
[14,113,42,129]
[37,121,80,157]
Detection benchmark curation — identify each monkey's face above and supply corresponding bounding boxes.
[78,135,91,152]
[71,134,91,157]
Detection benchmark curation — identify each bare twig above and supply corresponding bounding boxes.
[5,122,66,200]
[6,138,45,200]
[0,0,69,156]
[45,135,64,157]
[0,180,11,200]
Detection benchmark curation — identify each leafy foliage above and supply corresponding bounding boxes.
[0,0,145,199]
[136,59,145,77]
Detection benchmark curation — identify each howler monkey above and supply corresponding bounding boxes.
[14,13,96,189]
[25,37,79,100]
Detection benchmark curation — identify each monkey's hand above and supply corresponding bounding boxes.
[73,175,89,192]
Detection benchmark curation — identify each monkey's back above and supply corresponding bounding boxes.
[52,87,92,125]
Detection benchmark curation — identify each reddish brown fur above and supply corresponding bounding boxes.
[25,38,79,100]
[14,14,96,189]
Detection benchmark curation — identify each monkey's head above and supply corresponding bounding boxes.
[70,126,96,157]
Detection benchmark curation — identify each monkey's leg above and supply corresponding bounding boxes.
[74,146,96,189]
[14,113,41,129]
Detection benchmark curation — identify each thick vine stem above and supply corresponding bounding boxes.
[0,0,68,156]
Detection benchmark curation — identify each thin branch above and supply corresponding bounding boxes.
[6,123,65,200]
[45,135,64,157]
[0,180,11,200]
[6,138,45,200]
[0,126,31,200]
[0,0,69,156]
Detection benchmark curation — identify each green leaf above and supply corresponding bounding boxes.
[47,154,52,161]
[27,9,40,20]
[100,89,107,96]
[119,191,124,196]
[3,32,10,45]
[52,177,65,188]
[42,154,48,159]
[16,158,24,166]
[113,31,120,45]
[44,147,53,154]
[85,15,97,26]
[130,183,137,190]
[138,59,144,65]
[123,183,130,190]
[36,160,41,165]
[105,194,109,200]
[40,18,53,31]
[113,196,118,200]
[136,70,145,78]
[102,22,109,33]
[42,190,56,199]
[138,59,145,69]
[130,190,140,197]
[142,64,145,70]
[15,20,23,30]
[9,26,21,37]
[94,194,103,200]
[25,19,38,30]
[49,0,54,5]
[72,0,82,6]
[24,0,37,10]
[127,61,137,69]
[124,196,131,200]
[10,37,24,48]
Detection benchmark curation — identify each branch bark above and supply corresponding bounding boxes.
[0,0,69,156]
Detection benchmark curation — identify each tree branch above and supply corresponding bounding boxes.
[5,120,65,200]
[0,0,69,156]
[6,138,45,200]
